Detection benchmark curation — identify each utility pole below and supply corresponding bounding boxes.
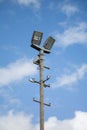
[39,50,44,130]
[29,31,55,130]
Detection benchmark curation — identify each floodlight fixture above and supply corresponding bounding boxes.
[33,55,40,65]
[43,75,51,83]
[31,31,55,54]
[43,36,55,52]
[31,31,43,51]
[47,75,51,80]
[29,78,35,83]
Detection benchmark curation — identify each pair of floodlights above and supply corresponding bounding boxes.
[31,31,55,53]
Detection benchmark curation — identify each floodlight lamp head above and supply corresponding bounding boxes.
[31,31,43,51]
[33,55,40,65]
[43,36,55,51]
[29,78,35,83]
[47,75,51,80]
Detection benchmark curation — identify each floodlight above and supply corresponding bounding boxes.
[47,75,51,80]
[43,75,51,82]
[43,36,55,52]
[31,31,43,50]
[29,78,35,83]
[33,55,40,65]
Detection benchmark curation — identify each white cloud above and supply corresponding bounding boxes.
[0,110,87,130]
[52,64,87,88]
[0,110,37,130]
[55,22,87,47]
[0,58,37,87]
[14,0,40,8]
[61,3,78,17]
[45,111,87,130]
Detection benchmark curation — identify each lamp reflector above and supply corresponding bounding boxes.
[43,36,55,50]
[31,31,43,45]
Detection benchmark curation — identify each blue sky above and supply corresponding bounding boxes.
[0,0,87,130]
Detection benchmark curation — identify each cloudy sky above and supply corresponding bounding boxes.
[0,0,87,130]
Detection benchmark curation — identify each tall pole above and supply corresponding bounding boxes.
[39,49,44,130]
[30,31,55,130]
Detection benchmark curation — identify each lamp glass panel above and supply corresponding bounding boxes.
[31,31,43,45]
[43,36,55,50]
